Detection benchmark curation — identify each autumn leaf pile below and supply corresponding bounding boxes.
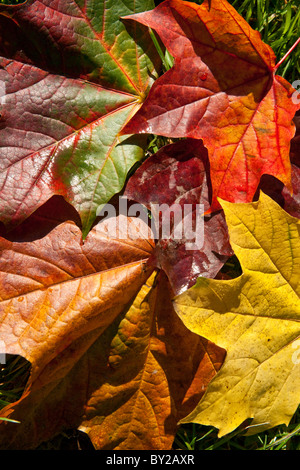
[0,0,299,450]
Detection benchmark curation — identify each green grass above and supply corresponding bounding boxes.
[174,406,300,450]
[0,356,31,404]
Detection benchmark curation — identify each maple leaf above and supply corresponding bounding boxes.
[121,0,300,211]
[0,214,225,450]
[0,0,161,237]
[124,138,233,294]
[173,191,300,437]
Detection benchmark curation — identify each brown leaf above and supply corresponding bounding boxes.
[0,215,225,449]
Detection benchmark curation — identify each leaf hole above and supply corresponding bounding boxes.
[0,354,31,406]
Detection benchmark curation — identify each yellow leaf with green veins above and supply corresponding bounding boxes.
[173,191,300,437]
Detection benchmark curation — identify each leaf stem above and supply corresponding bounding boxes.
[274,36,300,71]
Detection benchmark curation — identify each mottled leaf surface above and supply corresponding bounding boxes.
[0,0,161,236]
[125,139,232,294]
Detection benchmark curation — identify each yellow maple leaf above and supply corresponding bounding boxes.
[173,191,300,436]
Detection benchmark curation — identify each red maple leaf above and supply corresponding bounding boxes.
[122,0,300,211]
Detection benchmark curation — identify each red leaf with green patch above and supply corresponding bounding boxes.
[0,0,161,237]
